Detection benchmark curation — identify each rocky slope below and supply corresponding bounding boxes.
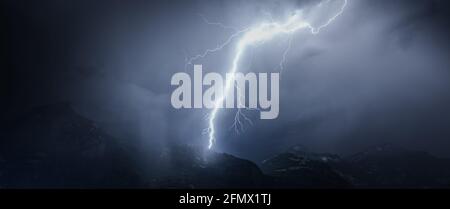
[2,103,450,188]
[0,103,141,188]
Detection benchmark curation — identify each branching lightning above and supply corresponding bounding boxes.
[186,0,348,149]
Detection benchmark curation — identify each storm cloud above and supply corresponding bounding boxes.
[3,0,450,164]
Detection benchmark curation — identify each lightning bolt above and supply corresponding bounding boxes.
[186,0,348,149]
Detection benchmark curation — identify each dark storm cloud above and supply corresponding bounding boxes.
[223,0,450,160]
[3,0,450,165]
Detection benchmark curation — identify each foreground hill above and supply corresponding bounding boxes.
[261,144,450,188]
[0,103,141,188]
[1,103,450,188]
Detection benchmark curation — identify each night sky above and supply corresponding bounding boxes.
[3,0,450,164]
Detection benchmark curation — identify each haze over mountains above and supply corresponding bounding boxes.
[1,103,449,188]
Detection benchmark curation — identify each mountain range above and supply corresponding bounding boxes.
[1,103,450,188]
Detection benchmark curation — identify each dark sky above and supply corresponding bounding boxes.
[3,0,450,162]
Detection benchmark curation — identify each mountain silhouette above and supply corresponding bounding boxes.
[1,103,450,188]
[0,103,141,188]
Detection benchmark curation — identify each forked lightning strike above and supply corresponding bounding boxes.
[186,0,348,149]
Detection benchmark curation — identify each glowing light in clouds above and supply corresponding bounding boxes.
[186,0,348,149]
